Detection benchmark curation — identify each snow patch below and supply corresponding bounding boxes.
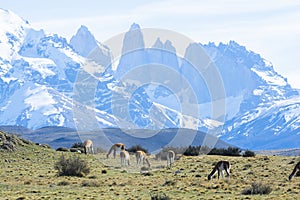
[251,67,287,86]
[22,57,56,78]
[203,118,223,128]
[253,89,263,96]
[24,85,56,111]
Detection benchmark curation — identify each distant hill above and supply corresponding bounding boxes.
[255,148,300,156]
[1,125,299,156]
[0,126,232,153]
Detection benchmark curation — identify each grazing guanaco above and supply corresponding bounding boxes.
[120,149,130,167]
[106,143,125,159]
[83,139,94,154]
[135,150,151,168]
[289,161,300,181]
[166,150,175,168]
[208,161,230,181]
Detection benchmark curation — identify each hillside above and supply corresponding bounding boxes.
[0,131,300,199]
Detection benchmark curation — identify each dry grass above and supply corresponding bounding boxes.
[0,142,299,199]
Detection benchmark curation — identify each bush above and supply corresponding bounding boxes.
[243,150,256,157]
[288,160,295,164]
[243,164,252,170]
[127,144,148,154]
[162,180,176,186]
[57,181,70,186]
[81,180,100,187]
[71,142,85,148]
[150,191,171,200]
[54,155,90,177]
[198,146,211,154]
[208,147,241,156]
[183,145,201,156]
[70,148,82,153]
[241,182,272,195]
[56,147,70,152]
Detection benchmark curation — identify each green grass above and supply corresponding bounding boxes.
[0,139,300,199]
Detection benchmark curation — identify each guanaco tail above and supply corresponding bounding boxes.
[208,161,230,181]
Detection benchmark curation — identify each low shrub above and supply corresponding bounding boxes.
[150,191,171,200]
[243,150,256,157]
[81,180,100,187]
[288,160,295,164]
[127,144,148,154]
[162,180,176,186]
[57,181,70,186]
[183,145,201,156]
[243,164,252,170]
[70,148,82,153]
[56,147,70,152]
[71,142,85,148]
[241,182,272,195]
[16,197,25,200]
[263,156,270,161]
[208,147,241,156]
[54,155,90,177]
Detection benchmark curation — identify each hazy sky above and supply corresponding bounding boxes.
[2,0,300,88]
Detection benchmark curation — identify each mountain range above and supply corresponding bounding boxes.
[0,8,299,150]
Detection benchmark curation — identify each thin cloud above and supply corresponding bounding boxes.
[132,0,300,17]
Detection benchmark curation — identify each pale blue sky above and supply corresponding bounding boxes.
[2,0,300,88]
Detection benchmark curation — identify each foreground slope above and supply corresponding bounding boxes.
[1,131,300,199]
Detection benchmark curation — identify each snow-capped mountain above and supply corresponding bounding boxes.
[221,95,300,150]
[0,8,299,150]
[205,42,299,149]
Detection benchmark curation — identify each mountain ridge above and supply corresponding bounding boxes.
[0,8,299,150]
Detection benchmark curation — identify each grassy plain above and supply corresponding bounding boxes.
[0,139,299,199]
